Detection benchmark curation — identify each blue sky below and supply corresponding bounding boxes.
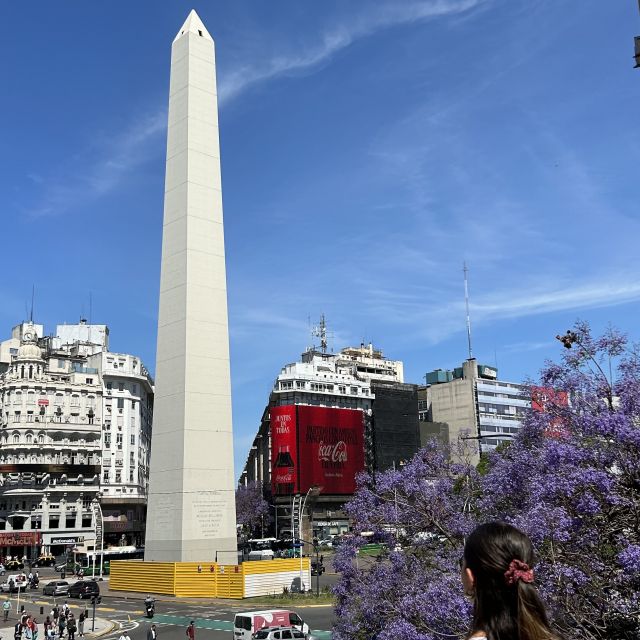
[2,1,639,476]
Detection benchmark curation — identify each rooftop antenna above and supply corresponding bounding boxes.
[312,314,328,354]
[463,262,473,359]
[29,285,35,323]
[89,292,93,325]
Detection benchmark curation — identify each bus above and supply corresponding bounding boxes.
[76,546,144,576]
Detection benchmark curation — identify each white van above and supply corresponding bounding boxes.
[247,549,275,561]
[233,610,309,640]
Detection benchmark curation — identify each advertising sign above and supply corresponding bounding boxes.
[270,405,298,495]
[297,406,365,495]
[50,536,84,545]
[0,532,41,546]
[531,386,569,438]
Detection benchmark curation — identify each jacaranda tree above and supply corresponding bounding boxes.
[334,323,640,640]
[235,482,271,537]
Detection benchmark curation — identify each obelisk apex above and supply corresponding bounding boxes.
[145,10,237,564]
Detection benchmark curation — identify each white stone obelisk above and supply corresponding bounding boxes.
[145,10,237,564]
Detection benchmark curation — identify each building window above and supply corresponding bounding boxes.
[106,382,112,391]
[14,392,22,405]
[130,451,135,465]
[54,394,63,406]
[12,433,19,444]
[27,392,35,405]
[71,394,80,406]
[25,433,33,444]
[103,470,110,483]
[351,387,358,395]
[129,469,134,482]
[130,434,135,446]
[13,412,20,423]
[132,384,138,395]
[130,416,135,428]
[38,434,44,444]
[26,412,34,423]
[295,381,305,389]
[104,434,111,448]
[118,383,124,392]
[117,399,124,410]
[85,378,93,384]
[115,470,121,483]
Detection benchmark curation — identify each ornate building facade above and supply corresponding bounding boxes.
[0,322,103,558]
[0,320,154,559]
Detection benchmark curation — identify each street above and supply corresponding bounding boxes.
[0,568,336,640]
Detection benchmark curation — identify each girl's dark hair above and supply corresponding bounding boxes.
[463,521,558,640]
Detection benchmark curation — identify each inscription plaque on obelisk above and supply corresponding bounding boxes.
[144,9,237,564]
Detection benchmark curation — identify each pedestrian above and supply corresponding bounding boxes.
[14,620,23,640]
[186,621,195,640]
[62,603,69,620]
[77,613,84,638]
[461,521,562,640]
[24,617,35,640]
[146,624,157,640]
[57,614,66,639]
[44,616,52,639]
[4,596,11,621]
[52,606,59,624]
[32,617,40,640]
[67,614,76,640]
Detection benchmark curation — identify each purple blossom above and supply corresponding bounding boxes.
[334,323,640,640]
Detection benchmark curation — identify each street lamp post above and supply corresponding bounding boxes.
[298,486,321,592]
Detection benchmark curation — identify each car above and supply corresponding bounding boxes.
[0,564,6,576]
[32,554,56,568]
[252,627,309,640]
[42,580,70,597]
[5,560,24,571]
[68,580,100,599]
[1,574,27,593]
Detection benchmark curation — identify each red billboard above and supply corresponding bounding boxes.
[531,386,569,438]
[271,405,298,495]
[298,406,365,495]
[271,405,366,496]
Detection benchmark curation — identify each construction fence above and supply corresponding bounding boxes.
[110,558,311,599]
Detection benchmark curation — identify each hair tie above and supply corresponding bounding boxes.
[504,559,534,585]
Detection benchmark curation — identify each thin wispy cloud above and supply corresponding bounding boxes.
[26,109,166,218]
[364,274,640,347]
[218,0,487,104]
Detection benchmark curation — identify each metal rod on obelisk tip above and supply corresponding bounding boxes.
[144,9,238,564]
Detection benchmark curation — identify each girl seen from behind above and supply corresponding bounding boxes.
[461,521,561,640]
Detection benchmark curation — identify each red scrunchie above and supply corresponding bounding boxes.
[504,559,534,585]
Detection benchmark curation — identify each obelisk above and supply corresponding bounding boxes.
[145,10,237,564]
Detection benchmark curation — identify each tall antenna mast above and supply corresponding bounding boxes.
[30,285,35,323]
[312,314,328,354]
[463,262,473,359]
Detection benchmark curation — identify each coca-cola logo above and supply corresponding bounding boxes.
[275,472,293,483]
[318,440,347,463]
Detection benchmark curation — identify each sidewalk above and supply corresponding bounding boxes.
[0,617,114,638]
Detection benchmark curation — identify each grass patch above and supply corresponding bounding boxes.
[243,588,335,606]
